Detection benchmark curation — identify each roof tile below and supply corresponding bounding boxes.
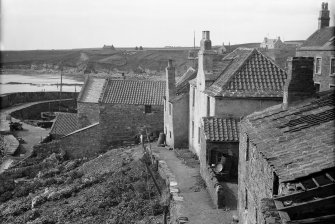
[202,116,240,142]
[99,79,165,105]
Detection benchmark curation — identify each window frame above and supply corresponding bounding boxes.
[315,57,322,75]
[329,84,335,90]
[330,57,335,76]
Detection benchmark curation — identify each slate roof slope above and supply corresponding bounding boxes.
[202,117,240,142]
[205,48,287,98]
[299,26,335,50]
[175,67,197,95]
[77,76,106,103]
[50,112,79,137]
[242,92,335,182]
[99,79,165,105]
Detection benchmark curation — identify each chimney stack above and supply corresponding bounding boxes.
[318,2,330,29]
[200,31,212,51]
[283,57,316,109]
[166,59,176,100]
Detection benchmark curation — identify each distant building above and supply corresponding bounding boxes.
[296,2,335,92]
[238,57,335,223]
[103,45,115,50]
[260,37,285,50]
[98,79,165,149]
[164,61,197,148]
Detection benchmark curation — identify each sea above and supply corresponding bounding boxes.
[0,74,83,95]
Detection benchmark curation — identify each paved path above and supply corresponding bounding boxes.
[152,146,237,224]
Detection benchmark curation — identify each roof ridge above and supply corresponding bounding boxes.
[218,48,256,91]
[98,79,109,103]
[77,75,90,102]
[255,48,287,74]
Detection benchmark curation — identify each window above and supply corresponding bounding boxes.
[330,58,335,75]
[145,105,151,113]
[207,96,210,116]
[169,131,171,138]
[198,127,201,143]
[192,87,195,107]
[246,136,250,161]
[245,188,248,209]
[330,84,335,91]
[169,103,172,115]
[315,57,322,74]
[273,173,279,195]
[192,121,194,138]
[314,83,320,92]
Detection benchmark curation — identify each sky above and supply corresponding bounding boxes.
[0,0,334,50]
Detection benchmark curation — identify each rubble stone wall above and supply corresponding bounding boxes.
[238,131,275,224]
[99,104,164,150]
[59,123,101,159]
[296,50,335,91]
[77,102,99,128]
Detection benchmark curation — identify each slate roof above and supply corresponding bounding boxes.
[99,79,165,105]
[299,26,335,50]
[242,91,335,182]
[202,117,240,142]
[205,48,287,98]
[50,113,79,137]
[77,76,106,103]
[175,67,197,95]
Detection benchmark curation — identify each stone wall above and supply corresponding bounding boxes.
[296,50,335,91]
[0,92,78,109]
[77,102,100,128]
[10,99,76,120]
[99,103,164,150]
[238,131,275,224]
[59,123,101,159]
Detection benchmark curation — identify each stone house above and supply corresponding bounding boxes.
[189,31,287,159]
[260,37,285,50]
[296,2,335,92]
[77,75,106,128]
[238,57,335,223]
[98,79,165,149]
[164,60,197,148]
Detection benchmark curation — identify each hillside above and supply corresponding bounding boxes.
[0,144,167,224]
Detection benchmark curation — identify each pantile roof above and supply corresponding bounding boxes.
[202,116,240,142]
[205,48,287,98]
[77,76,106,103]
[99,79,165,105]
[299,26,335,50]
[242,91,335,182]
[50,113,79,137]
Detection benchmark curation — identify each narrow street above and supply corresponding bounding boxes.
[152,146,237,224]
